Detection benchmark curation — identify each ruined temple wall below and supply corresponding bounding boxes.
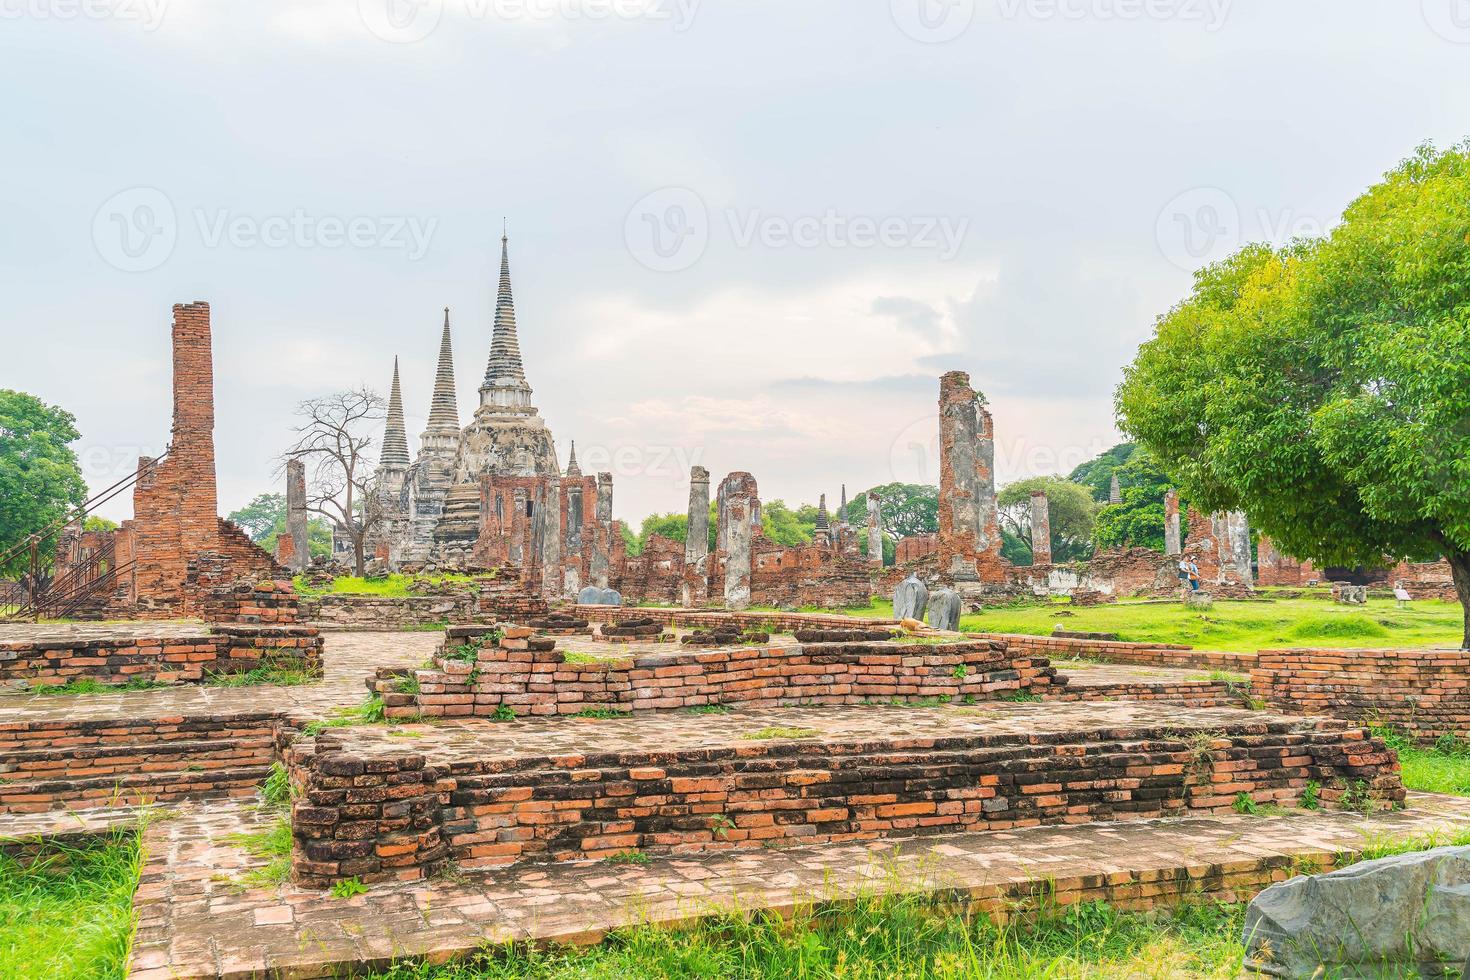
[936,372,1006,584]
[1010,547,1181,598]
[1257,536,1319,587]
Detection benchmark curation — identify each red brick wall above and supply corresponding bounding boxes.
[978,632,1255,672]
[1252,647,1470,740]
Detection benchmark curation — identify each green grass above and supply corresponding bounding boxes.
[362,893,1251,979]
[741,726,821,740]
[1371,728,1470,797]
[300,696,388,737]
[837,596,1464,654]
[206,652,316,689]
[223,815,293,888]
[27,677,172,696]
[0,828,144,980]
[292,573,479,598]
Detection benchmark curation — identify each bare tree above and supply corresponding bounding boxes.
[280,387,385,577]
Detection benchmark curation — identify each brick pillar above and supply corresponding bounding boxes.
[718,472,758,610]
[1228,511,1253,586]
[867,492,883,567]
[685,466,709,568]
[591,473,614,588]
[937,371,1002,583]
[1164,489,1181,556]
[129,302,222,612]
[285,459,309,572]
[541,479,561,597]
[1029,491,1052,566]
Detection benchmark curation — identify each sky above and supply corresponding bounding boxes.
[4,0,1470,529]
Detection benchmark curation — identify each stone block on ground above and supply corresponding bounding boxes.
[894,573,929,621]
[926,588,961,631]
[1244,846,1470,977]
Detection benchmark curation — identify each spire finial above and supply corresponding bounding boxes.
[481,232,530,398]
[382,356,411,467]
[425,309,460,432]
[566,439,582,477]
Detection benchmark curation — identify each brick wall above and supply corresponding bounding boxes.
[977,633,1256,672]
[0,626,322,691]
[571,606,903,633]
[375,628,1058,720]
[288,716,1401,885]
[1252,647,1470,740]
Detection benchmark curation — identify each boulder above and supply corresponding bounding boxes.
[1243,846,1470,977]
[893,573,929,621]
[577,586,603,605]
[926,588,961,631]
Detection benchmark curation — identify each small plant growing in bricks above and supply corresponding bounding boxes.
[329,877,369,899]
[261,763,295,806]
[604,850,651,866]
[951,664,969,680]
[710,815,735,839]
[1232,792,1259,815]
[443,643,481,664]
[742,726,821,741]
[301,697,387,737]
[684,704,733,715]
[1339,779,1375,813]
[997,690,1042,703]
[1184,731,1219,786]
[490,704,516,722]
[574,707,632,720]
[393,675,420,696]
[1299,780,1321,810]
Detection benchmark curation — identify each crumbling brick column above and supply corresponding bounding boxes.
[1227,511,1253,586]
[540,479,561,597]
[937,371,1003,583]
[1029,490,1052,566]
[127,302,222,614]
[1164,489,1181,556]
[590,473,614,588]
[718,472,759,610]
[681,466,711,605]
[284,459,309,572]
[867,492,883,567]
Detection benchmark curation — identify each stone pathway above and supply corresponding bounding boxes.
[129,792,1470,979]
[0,631,436,724]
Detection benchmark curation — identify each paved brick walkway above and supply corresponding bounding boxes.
[0,631,436,724]
[129,792,1470,979]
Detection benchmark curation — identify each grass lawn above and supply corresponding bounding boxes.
[0,829,142,980]
[292,573,481,598]
[834,596,1465,654]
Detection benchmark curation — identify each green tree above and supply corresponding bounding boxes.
[852,484,939,540]
[997,476,1100,564]
[0,390,87,578]
[1069,443,1138,501]
[1116,142,1470,646]
[761,500,814,548]
[82,516,118,533]
[228,493,286,542]
[1088,450,1177,552]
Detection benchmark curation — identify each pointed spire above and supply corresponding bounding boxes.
[815,493,830,530]
[382,357,410,467]
[481,231,530,396]
[566,440,582,477]
[426,307,459,430]
[839,484,848,523]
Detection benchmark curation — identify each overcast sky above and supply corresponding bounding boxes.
[4,0,1469,528]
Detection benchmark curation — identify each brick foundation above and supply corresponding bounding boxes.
[973,632,1256,673]
[376,627,1060,720]
[1252,647,1470,740]
[287,709,1403,886]
[0,625,323,691]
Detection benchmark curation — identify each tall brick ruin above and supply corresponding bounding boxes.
[716,472,760,610]
[937,371,1005,586]
[1029,491,1052,566]
[1163,489,1181,556]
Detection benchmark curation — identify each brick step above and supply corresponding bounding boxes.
[0,763,274,814]
[285,700,1408,888]
[0,734,275,784]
